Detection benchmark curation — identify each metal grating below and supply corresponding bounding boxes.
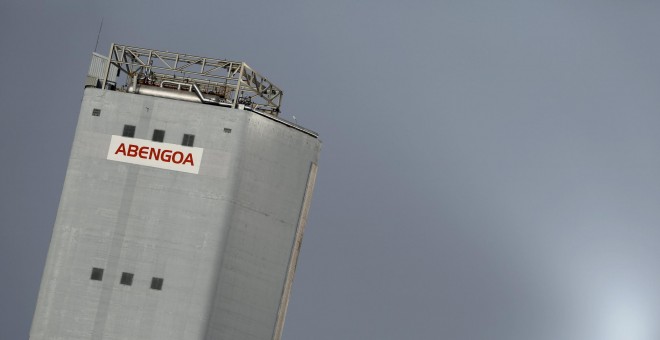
[90,268,104,281]
[182,134,195,147]
[122,125,135,138]
[120,272,133,286]
[150,277,164,290]
[152,129,165,142]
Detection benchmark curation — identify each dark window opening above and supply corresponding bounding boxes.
[90,267,104,281]
[151,277,164,290]
[120,272,134,286]
[92,108,101,117]
[223,128,232,133]
[122,125,136,138]
[182,134,195,147]
[152,129,165,142]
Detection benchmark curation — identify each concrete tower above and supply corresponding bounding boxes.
[30,44,320,340]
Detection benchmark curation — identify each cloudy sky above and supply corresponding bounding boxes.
[2,1,660,339]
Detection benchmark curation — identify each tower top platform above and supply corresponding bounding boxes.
[90,43,284,116]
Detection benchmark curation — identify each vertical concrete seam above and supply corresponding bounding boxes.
[272,162,318,340]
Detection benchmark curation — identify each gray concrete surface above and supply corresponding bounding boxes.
[30,88,320,340]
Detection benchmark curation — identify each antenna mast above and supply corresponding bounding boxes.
[94,18,103,53]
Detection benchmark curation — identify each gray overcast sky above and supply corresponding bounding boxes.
[2,1,660,339]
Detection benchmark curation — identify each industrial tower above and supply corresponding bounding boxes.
[30,44,320,340]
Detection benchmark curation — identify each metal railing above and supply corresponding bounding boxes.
[101,43,283,115]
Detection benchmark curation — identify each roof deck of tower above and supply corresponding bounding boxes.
[88,43,284,117]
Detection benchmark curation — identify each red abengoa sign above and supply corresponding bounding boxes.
[113,143,195,165]
[106,135,203,174]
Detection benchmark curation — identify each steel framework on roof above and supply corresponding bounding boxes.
[102,43,283,115]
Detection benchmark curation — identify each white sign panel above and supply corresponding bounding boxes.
[107,135,203,174]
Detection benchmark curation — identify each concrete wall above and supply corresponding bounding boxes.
[30,88,320,340]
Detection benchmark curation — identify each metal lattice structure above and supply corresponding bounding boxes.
[101,43,283,115]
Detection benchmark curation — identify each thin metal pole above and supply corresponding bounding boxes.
[94,18,103,53]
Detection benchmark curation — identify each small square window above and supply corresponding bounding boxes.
[151,277,164,290]
[152,129,165,142]
[92,108,101,117]
[223,128,232,133]
[122,125,136,138]
[120,272,134,286]
[182,134,195,147]
[90,267,104,281]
